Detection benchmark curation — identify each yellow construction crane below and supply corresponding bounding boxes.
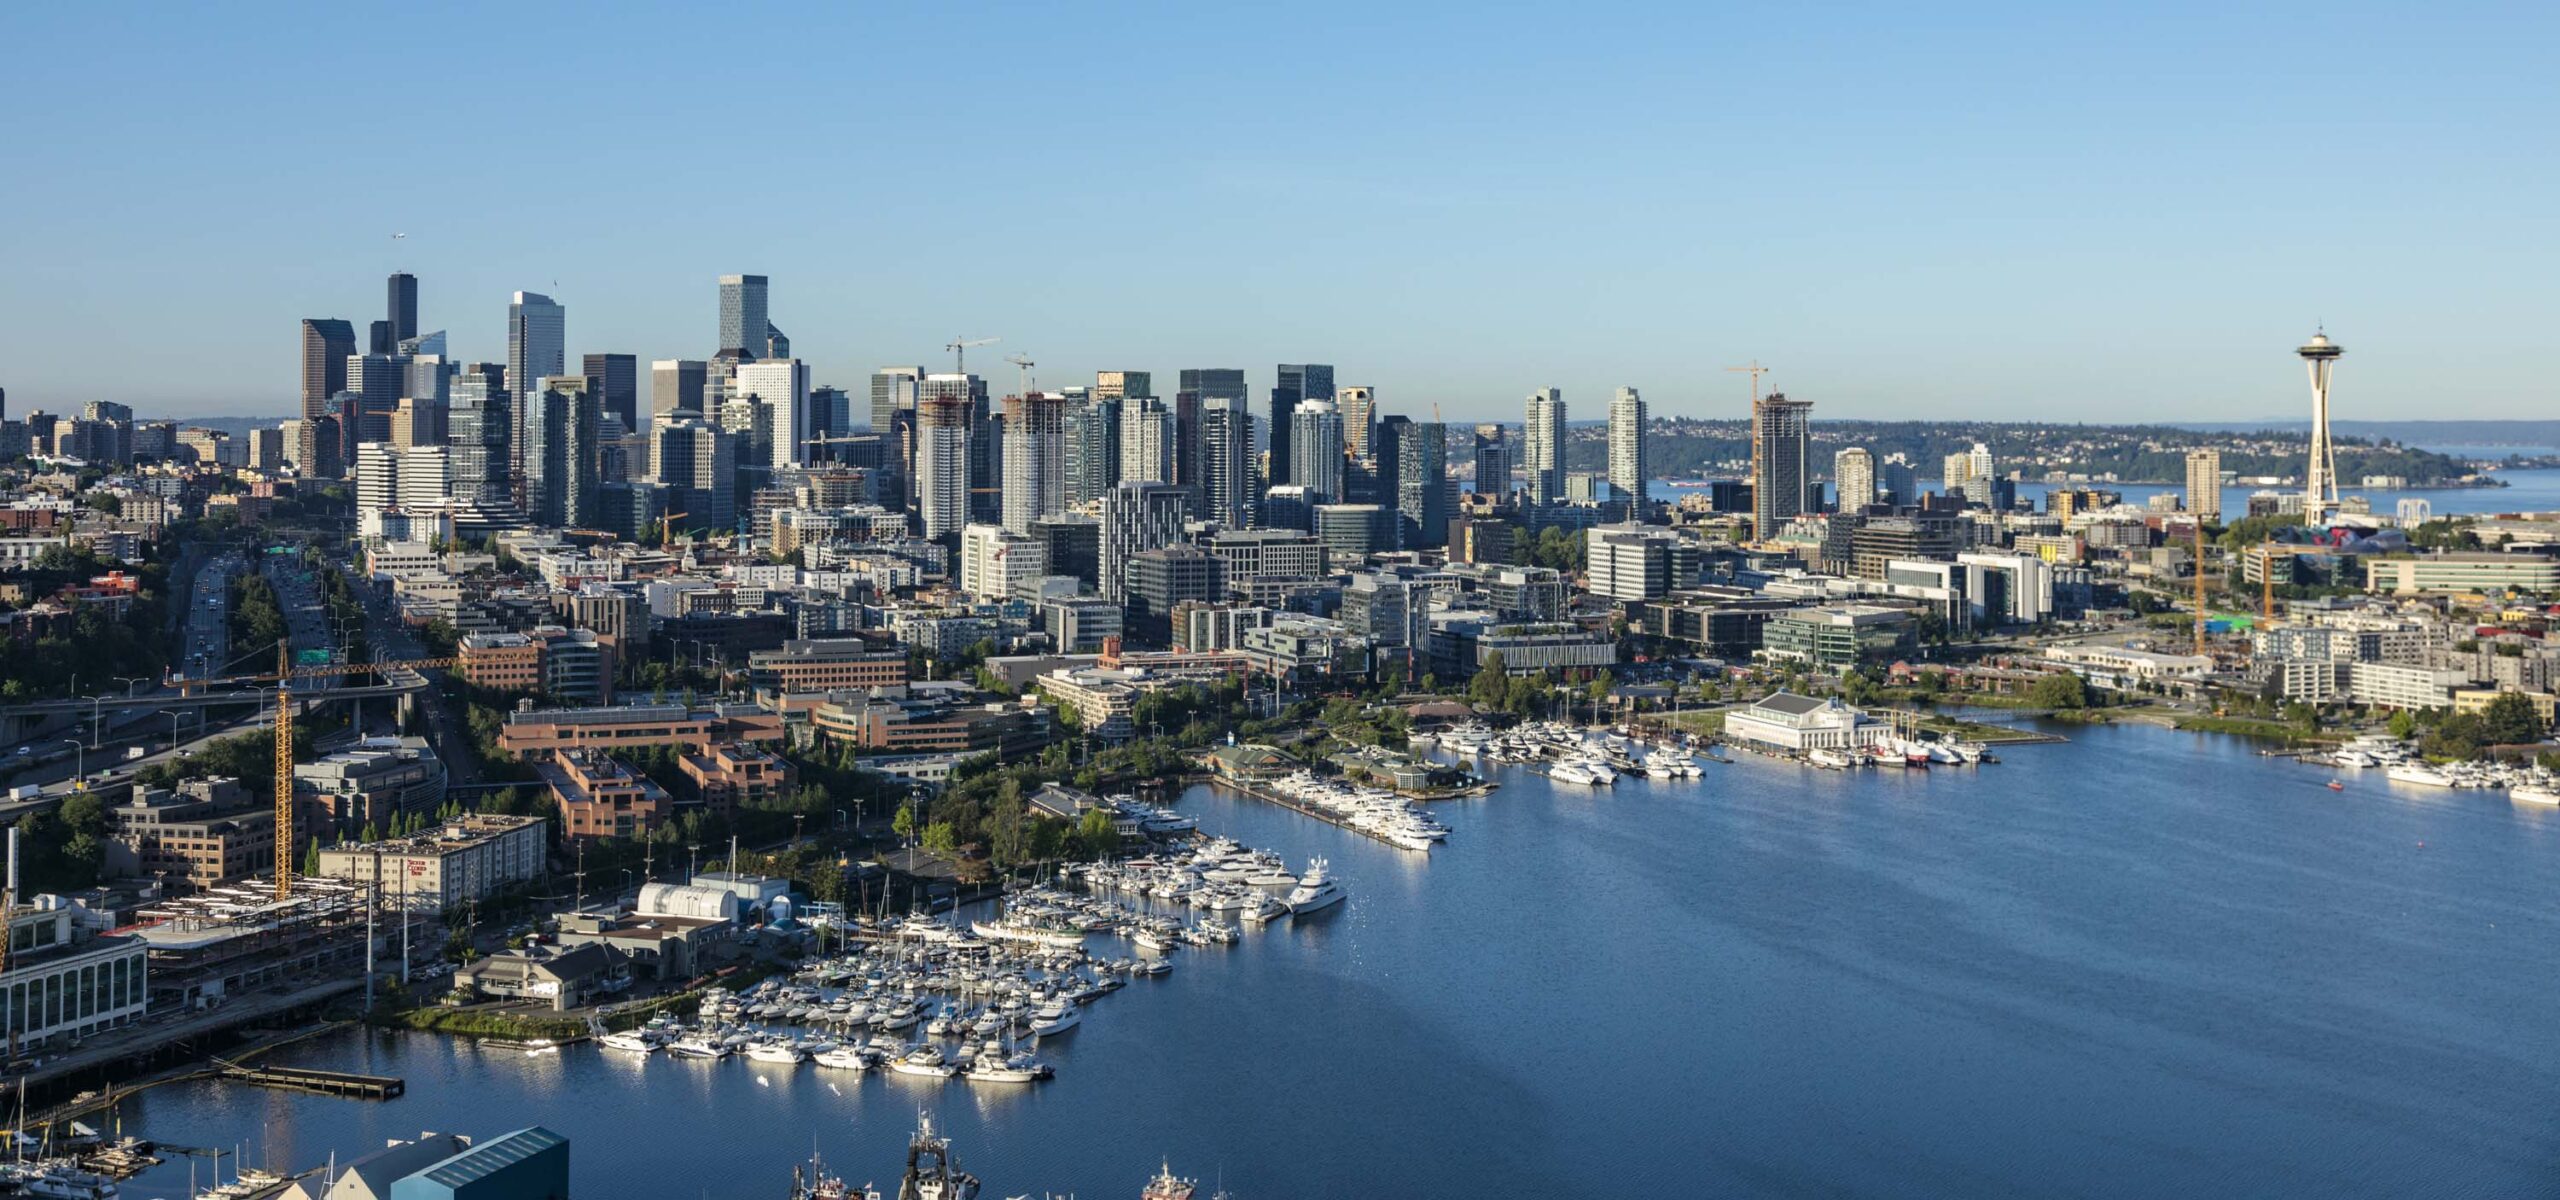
[2193,521,2208,656]
[655,511,689,549]
[1726,361,1771,541]
[228,647,461,900]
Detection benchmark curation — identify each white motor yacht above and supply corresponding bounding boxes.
[813,1047,873,1071]
[746,1040,808,1064]
[2511,786,2560,806]
[889,1044,958,1078]
[598,1031,657,1054]
[669,1035,729,1059]
[2387,763,2454,787]
[1027,1001,1081,1036]
[1549,760,1601,786]
[1285,858,1347,913]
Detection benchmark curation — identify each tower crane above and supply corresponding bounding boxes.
[1727,361,1771,542]
[1004,353,1037,397]
[945,336,998,376]
[197,647,462,900]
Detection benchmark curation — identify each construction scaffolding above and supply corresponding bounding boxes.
[126,877,371,1012]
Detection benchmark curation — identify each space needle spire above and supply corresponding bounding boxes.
[2297,328,2344,526]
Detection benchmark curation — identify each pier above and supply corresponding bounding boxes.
[1212,778,1413,849]
[207,1057,405,1099]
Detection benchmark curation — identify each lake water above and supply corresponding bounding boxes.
[1649,466,2560,518]
[115,723,2560,1198]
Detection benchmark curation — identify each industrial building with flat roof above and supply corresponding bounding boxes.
[312,814,547,914]
[495,701,782,759]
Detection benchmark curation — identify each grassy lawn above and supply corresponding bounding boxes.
[1658,710,1726,736]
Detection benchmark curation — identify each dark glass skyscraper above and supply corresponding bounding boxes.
[525,377,601,528]
[1177,368,1246,508]
[582,353,639,430]
[1270,363,1333,487]
[387,272,418,345]
[300,318,357,420]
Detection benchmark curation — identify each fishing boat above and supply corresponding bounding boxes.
[893,1113,979,1200]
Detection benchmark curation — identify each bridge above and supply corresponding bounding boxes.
[0,677,428,721]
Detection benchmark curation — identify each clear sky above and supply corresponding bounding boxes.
[3,2,2553,424]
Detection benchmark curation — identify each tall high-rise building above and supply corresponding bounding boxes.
[448,371,511,507]
[506,291,564,401]
[1100,481,1189,603]
[651,359,707,418]
[810,385,852,457]
[1834,448,1876,511]
[1200,396,1257,528]
[1394,419,1449,549]
[1749,393,1814,541]
[1878,454,1917,506]
[923,374,997,524]
[914,394,973,541]
[731,359,811,471]
[869,366,925,513]
[1607,387,1647,509]
[582,353,638,431]
[2298,330,2344,524]
[387,272,418,346]
[1001,392,1068,535]
[1943,442,1995,506]
[1337,386,1378,461]
[1095,371,1152,401]
[2184,449,2223,521]
[523,377,601,529]
[1067,395,1123,505]
[1120,398,1176,485]
[869,367,924,431]
[1472,424,1512,498]
[345,352,407,455]
[1290,399,1344,502]
[649,413,737,534]
[1524,388,1566,506]
[717,274,770,360]
[1177,369,1245,498]
[1270,363,1334,486]
[300,318,357,421]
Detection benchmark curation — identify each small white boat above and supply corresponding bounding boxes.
[2387,763,2454,788]
[745,1041,808,1064]
[668,1036,729,1059]
[2510,786,2560,806]
[813,1047,873,1071]
[598,1031,656,1054]
[1027,1002,1081,1036]
[888,1045,958,1078]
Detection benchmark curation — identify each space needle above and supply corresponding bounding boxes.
[2298,329,2344,526]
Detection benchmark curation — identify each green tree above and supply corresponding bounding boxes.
[2387,709,2417,740]
[302,836,322,877]
[920,822,957,852]
[2027,672,2089,710]
[2421,712,2488,762]
[1587,669,1615,709]
[1468,651,1510,709]
[891,804,915,840]
[2478,692,2549,746]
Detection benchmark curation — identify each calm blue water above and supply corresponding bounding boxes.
[1650,467,2560,518]
[115,724,2560,1198]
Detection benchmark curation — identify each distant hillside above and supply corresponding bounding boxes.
[2184,419,2560,447]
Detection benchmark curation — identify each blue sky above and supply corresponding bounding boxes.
[2,1,2553,423]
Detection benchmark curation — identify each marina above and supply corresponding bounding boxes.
[69,719,2560,1197]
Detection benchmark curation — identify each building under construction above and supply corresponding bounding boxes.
[127,876,370,1012]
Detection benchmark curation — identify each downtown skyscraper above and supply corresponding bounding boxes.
[1750,392,1814,541]
[1834,447,1876,511]
[1001,391,1067,535]
[583,353,639,431]
[732,358,811,471]
[524,376,601,528]
[506,291,565,401]
[386,272,418,347]
[300,318,357,421]
[1290,399,1345,502]
[718,274,786,360]
[1524,388,1565,506]
[1269,363,1333,486]
[1120,397,1176,486]
[914,393,973,541]
[1066,394,1122,505]
[1472,424,1512,498]
[1607,386,1647,508]
[1199,396,1257,528]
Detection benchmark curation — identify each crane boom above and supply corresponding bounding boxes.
[257,651,460,899]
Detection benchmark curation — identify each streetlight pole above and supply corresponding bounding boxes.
[54,739,83,786]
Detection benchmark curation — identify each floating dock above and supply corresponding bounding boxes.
[208,1057,404,1099]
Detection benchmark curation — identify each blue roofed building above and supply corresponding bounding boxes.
[389,1126,568,1200]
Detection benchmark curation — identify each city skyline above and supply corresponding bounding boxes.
[3,4,2555,420]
